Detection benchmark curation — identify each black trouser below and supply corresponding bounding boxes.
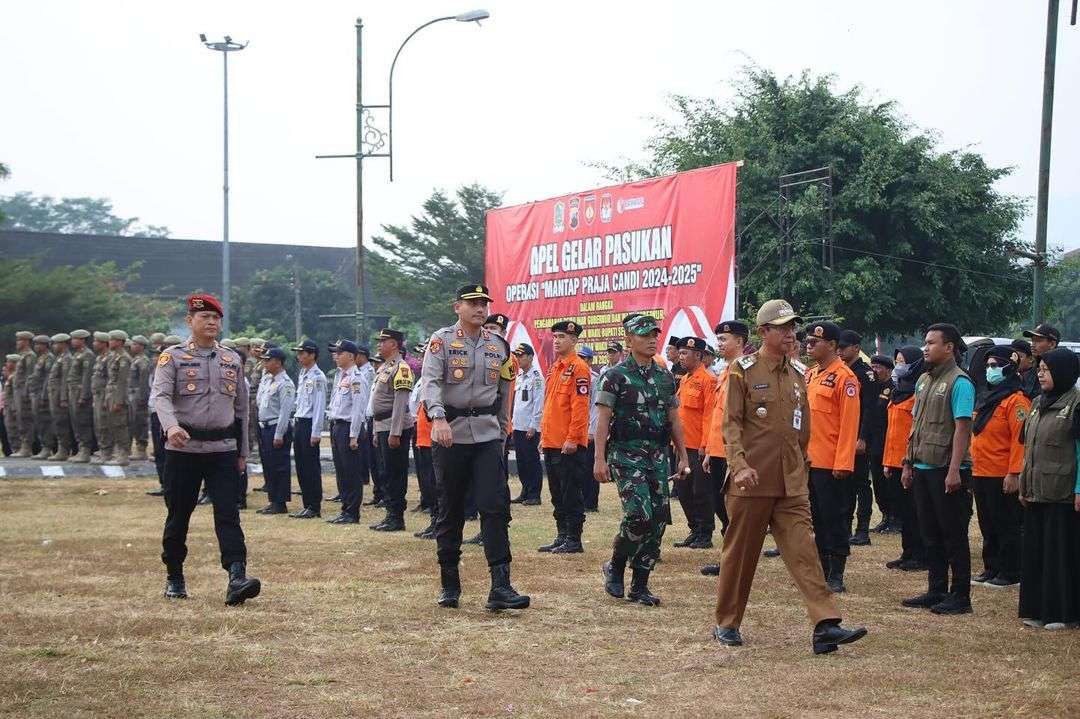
[869,447,892,520]
[675,448,714,535]
[434,440,511,567]
[972,475,1022,580]
[369,420,386,501]
[415,443,436,510]
[544,447,588,538]
[259,423,293,505]
[512,429,543,500]
[161,449,246,570]
[707,456,730,536]
[150,412,166,484]
[582,439,599,510]
[846,451,873,533]
[330,420,364,517]
[358,419,374,486]
[912,467,973,597]
[809,467,850,557]
[377,428,412,515]
[888,467,925,561]
[292,417,323,512]
[0,414,10,456]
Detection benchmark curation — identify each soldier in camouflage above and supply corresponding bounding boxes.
[47,334,74,461]
[105,330,133,465]
[595,313,690,606]
[67,330,96,463]
[128,335,152,461]
[90,332,113,463]
[11,331,36,457]
[29,335,56,460]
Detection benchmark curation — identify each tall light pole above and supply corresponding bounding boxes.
[317,11,489,340]
[201,33,247,336]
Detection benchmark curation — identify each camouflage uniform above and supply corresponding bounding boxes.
[105,332,132,464]
[596,352,679,571]
[127,343,151,458]
[29,340,56,458]
[47,336,74,459]
[12,337,37,455]
[67,333,96,462]
[91,335,114,462]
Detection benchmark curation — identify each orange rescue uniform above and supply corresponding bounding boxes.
[971,392,1030,477]
[415,400,432,448]
[705,365,731,458]
[678,364,715,450]
[540,353,592,449]
[882,396,914,469]
[806,357,860,471]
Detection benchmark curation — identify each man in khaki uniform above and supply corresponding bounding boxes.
[29,335,56,460]
[91,331,114,463]
[247,338,266,486]
[105,330,133,465]
[11,330,36,457]
[47,334,74,461]
[369,328,416,532]
[67,330,96,462]
[3,354,20,455]
[128,335,152,460]
[713,299,867,655]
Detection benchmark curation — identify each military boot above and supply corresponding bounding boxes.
[551,534,583,554]
[131,443,149,462]
[13,440,33,458]
[32,446,53,460]
[437,565,461,608]
[48,447,70,461]
[164,565,187,599]
[537,534,566,552]
[627,567,661,606]
[107,448,130,466]
[224,562,261,606]
[379,513,405,532]
[369,509,392,531]
[70,446,92,463]
[826,554,847,593]
[91,448,113,465]
[602,557,627,599]
[485,563,530,611]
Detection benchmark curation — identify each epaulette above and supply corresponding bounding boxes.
[736,355,756,370]
[791,359,807,374]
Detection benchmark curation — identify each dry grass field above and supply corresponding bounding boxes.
[0,474,1076,718]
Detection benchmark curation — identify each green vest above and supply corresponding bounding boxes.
[908,358,972,468]
[1020,386,1079,504]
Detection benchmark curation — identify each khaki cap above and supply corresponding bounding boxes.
[70,329,91,339]
[109,330,129,342]
[93,331,111,342]
[163,335,182,345]
[32,334,51,344]
[148,332,166,344]
[131,335,149,345]
[6,354,21,362]
[15,331,34,340]
[221,338,237,350]
[51,333,71,343]
[233,337,251,347]
[250,337,266,347]
[756,299,802,327]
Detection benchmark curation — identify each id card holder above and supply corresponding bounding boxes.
[793,408,802,430]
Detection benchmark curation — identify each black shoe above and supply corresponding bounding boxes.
[627,567,660,606]
[197,492,211,506]
[713,626,743,646]
[812,620,867,655]
[414,522,437,538]
[884,516,902,533]
[146,487,165,497]
[602,560,626,598]
[521,498,540,506]
[971,569,995,585]
[700,564,720,576]
[689,534,714,549]
[902,591,948,609]
[849,531,871,547]
[827,555,847,594]
[538,534,567,552]
[376,515,405,532]
[254,485,268,493]
[899,558,928,572]
[327,494,342,503]
[930,594,973,615]
[763,547,781,558]
[363,496,380,506]
[237,495,247,510]
[987,575,1019,588]
[256,502,287,515]
[289,507,320,519]
[510,495,525,504]
[462,531,483,545]
[164,569,187,599]
[225,562,261,606]
[673,533,697,548]
[369,511,391,530]
[485,563,530,611]
[551,537,583,554]
[438,565,461,608]
[327,513,359,524]
[885,556,905,570]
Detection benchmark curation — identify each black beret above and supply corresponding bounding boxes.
[807,322,842,342]
[676,336,706,351]
[484,314,510,330]
[667,336,680,348]
[714,320,749,339]
[551,320,582,336]
[870,354,894,369]
[838,330,862,348]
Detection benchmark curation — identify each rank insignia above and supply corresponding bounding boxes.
[488,370,498,381]
[452,368,465,380]
[486,344,498,351]
[226,383,235,393]
[450,341,465,349]
[185,383,196,391]
[181,354,194,360]
[186,369,197,378]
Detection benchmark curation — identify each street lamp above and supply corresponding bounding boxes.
[317,11,489,340]
[201,33,248,336]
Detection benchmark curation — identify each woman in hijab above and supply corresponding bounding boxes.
[970,346,1031,588]
[881,346,927,571]
[1018,348,1080,629]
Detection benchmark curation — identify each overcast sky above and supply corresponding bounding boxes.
[2,1,1077,257]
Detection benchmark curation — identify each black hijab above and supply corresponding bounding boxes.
[1038,348,1080,411]
[973,345,1022,435]
[890,346,924,405]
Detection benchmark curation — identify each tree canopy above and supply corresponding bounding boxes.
[0,191,170,237]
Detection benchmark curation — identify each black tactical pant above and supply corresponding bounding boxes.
[292,417,323,512]
[161,450,246,570]
[846,451,873,534]
[809,468,851,558]
[512,429,543,500]
[581,440,600,510]
[707,456,730,536]
[150,413,166,484]
[544,447,588,538]
[972,475,1022,580]
[676,448,714,536]
[887,467,925,561]
[259,423,293,505]
[868,447,892,520]
[434,440,511,567]
[912,467,973,597]
[414,442,436,510]
[378,428,413,516]
[330,420,364,518]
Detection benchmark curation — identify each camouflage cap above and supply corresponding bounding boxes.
[32,334,50,344]
[70,329,91,339]
[6,354,21,362]
[756,299,802,327]
[624,314,660,337]
[51,333,71,343]
[148,332,166,344]
[93,331,110,342]
[163,335,182,345]
[15,331,34,340]
[221,338,237,350]
[232,337,251,347]
[131,335,149,345]
[108,330,129,342]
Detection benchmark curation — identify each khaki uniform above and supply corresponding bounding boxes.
[48,350,74,456]
[92,351,113,458]
[29,351,56,454]
[246,358,263,462]
[715,349,840,630]
[67,347,95,456]
[370,353,416,517]
[2,367,16,450]
[106,349,132,459]
[128,353,151,452]
[13,348,36,451]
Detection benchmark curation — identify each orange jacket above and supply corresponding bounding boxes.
[415,400,432,448]
[705,365,731,458]
[806,357,860,471]
[540,353,592,448]
[971,391,1030,477]
[678,364,715,451]
[883,395,914,469]
[654,354,668,369]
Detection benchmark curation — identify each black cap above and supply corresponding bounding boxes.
[356,344,370,358]
[1010,339,1033,357]
[807,322,842,342]
[512,342,534,356]
[870,354,894,369]
[264,347,287,362]
[986,345,1016,364]
[551,320,582,336]
[606,341,623,353]
[329,339,359,355]
[376,328,405,344]
[456,284,493,301]
[291,339,319,354]
[1022,323,1061,342]
[484,314,510,331]
[714,320,749,339]
[676,336,706,351]
[838,330,862,348]
[667,336,680,348]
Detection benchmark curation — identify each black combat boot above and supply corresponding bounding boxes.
[462,531,483,545]
[602,543,628,598]
[414,517,437,538]
[689,532,713,549]
[197,490,212,506]
[700,564,720,576]
[485,563,530,611]
[538,522,567,552]
[164,565,187,599]
[849,529,871,547]
[378,512,405,532]
[812,619,867,655]
[673,531,698,548]
[627,566,661,606]
[551,534,583,554]
[827,554,847,593]
[437,565,461,608]
[369,509,391,530]
[224,562,261,606]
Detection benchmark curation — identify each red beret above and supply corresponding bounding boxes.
[187,293,224,316]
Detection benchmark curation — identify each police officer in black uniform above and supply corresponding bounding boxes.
[838,330,879,546]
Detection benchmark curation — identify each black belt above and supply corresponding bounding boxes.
[372,410,392,421]
[180,423,238,442]
[445,401,499,422]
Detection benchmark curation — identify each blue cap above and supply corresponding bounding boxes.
[292,339,319,353]
[356,344,371,358]
[265,347,287,361]
[329,339,359,355]
[577,346,595,360]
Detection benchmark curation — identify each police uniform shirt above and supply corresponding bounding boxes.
[511,364,545,433]
[257,369,295,440]
[150,339,249,456]
[356,361,375,387]
[294,363,327,433]
[327,365,370,439]
[420,323,514,445]
[371,355,416,436]
[587,367,600,439]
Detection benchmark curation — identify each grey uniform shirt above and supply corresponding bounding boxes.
[257,369,295,440]
[511,365,545,433]
[150,339,249,457]
[295,364,327,433]
[420,323,513,445]
[371,355,415,437]
[327,365,370,439]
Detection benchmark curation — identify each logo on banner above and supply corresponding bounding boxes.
[583,195,595,226]
[600,193,612,223]
[568,197,580,230]
[617,196,645,214]
[553,201,565,233]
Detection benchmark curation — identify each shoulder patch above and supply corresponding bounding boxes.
[500,357,515,381]
[791,359,807,374]
[845,381,858,398]
[1016,406,1027,422]
[393,363,414,391]
[157,353,171,367]
[429,338,444,355]
[737,355,756,370]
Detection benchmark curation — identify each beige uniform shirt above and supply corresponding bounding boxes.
[91,352,109,399]
[106,350,132,409]
[128,354,150,406]
[371,355,415,437]
[48,351,68,405]
[68,348,94,403]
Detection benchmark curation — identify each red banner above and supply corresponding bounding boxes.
[484,162,738,372]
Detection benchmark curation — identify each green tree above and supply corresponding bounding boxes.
[611,67,1029,338]
[1045,253,1080,340]
[0,191,170,237]
[0,163,9,224]
[368,184,501,338]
